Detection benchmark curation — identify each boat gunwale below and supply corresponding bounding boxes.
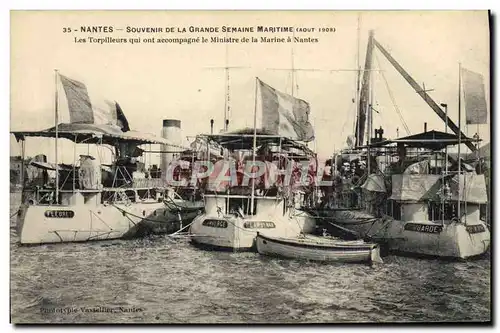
[256,233,378,252]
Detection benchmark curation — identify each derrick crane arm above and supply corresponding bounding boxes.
[372,38,476,152]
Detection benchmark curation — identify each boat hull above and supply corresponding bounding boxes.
[135,201,203,236]
[16,201,174,244]
[322,213,490,260]
[189,212,315,252]
[256,233,382,264]
[315,208,376,225]
[381,219,491,259]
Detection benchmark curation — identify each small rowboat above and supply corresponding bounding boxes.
[256,232,383,264]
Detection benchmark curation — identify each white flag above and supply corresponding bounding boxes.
[259,79,314,141]
[462,68,488,125]
[59,74,130,131]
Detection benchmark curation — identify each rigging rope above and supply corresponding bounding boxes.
[374,52,411,136]
[111,203,177,225]
[341,99,356,140]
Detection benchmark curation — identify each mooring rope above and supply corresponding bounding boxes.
[169,220,196,236]
[111,204,167,224]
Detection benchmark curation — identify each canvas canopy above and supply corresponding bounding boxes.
[360,173,386,192]
[448,174,488,204]
[390,173,487,204]
[389,174,441,201]
[201,128,315,156]
[11,123,188,150]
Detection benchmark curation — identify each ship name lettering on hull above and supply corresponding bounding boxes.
[404,223,442,234]
[44,210,75,219]
[466,224,486,234]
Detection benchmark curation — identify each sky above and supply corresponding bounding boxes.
[10,10,490,165]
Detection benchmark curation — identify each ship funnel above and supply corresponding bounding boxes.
[160,119,182,181]
[424,122,427,133]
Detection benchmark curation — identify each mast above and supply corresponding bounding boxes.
[367,63,373,174]
[291,29,296,97]
[73,135,77,192]
[372,38,476,152]
[354,30,374,148]
[20,140,25,189]
[204,43,247,133]
[354,13,361,146]
[457,63,462,222]
[54,69,59,204]
[250,77,258,214]
[223,31,230,132]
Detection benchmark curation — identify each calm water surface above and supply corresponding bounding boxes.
[10,194,491,324]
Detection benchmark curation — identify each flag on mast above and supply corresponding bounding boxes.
[258,79,314,141]
[461,68,488,125]
[59,74,130,132]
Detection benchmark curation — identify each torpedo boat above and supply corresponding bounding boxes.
[11,73,200,244]
[312,30,490,259]
[189,78,319,251]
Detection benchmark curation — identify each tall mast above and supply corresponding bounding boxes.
[20,140,25,188]
[205,38,247,133]
[291,30,296,97]
[354,13,361,145]
[367,63,373,174]
[223,31,230,132]
[54,69,59,204]
[250,77,258,214]
[457,63,462,221]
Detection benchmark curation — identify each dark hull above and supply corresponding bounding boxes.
[134,207,203,237]
[190,238,255,252]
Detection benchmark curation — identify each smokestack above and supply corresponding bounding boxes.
[160,119,181,181]
[210,119,214,134]
[424,122,427,133]
[225,119,229,131]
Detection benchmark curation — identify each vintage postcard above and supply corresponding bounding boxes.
[10,10,491,324]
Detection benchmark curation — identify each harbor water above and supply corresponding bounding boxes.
[10,193,491,323]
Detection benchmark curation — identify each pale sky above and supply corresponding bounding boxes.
[10,10,490,165]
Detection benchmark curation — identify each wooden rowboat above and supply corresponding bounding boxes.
[256,232,383,264]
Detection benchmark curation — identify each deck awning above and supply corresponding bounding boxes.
[370,130,478,150]
[199,128,315,156]
[11,123,189,150]
[361,174,386,192]
[448,174,488,204]
[390,174,441,201]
